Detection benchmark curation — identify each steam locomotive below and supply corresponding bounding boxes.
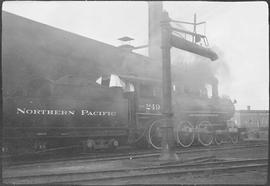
[2,11,238,155]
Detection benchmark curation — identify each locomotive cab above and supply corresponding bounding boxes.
[108,75,164,149]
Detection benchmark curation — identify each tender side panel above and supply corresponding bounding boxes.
[3,86,129,140]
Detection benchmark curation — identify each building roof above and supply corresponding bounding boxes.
[2,11,159,94]
[236,110,269,114]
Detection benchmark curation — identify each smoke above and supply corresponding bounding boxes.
[171,45,232,93]
[210,45,233,97]
[210,45,231,81]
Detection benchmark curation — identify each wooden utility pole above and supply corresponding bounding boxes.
[158,10,218,161]
[159,11,178,161]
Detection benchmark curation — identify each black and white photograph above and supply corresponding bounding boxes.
[2,1,269,185]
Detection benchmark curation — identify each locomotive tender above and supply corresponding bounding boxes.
[2,11,237,155]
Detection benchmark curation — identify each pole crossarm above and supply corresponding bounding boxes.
[170,19,206,25]
[171,27,205,38]
[196,21,206,25]
[170,20,194,25]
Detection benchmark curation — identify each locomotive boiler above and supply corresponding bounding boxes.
[137,74,237,150]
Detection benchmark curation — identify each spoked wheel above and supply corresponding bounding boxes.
[197,121,214,146]
[175,120,195,147]
[109,139,119,150]
[83,139,95,152]
[230,133,239,144]
[147,119,165,150]
[214,131,224,146]
[2,144,9,154]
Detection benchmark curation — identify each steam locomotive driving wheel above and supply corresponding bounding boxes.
[147,119,165,150]
[197,121,214,146]
[175,120,195,147]
[214,130,224,145]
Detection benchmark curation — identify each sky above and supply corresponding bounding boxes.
[2,1,269,110]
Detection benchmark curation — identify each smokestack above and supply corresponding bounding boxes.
[148,1,163,61]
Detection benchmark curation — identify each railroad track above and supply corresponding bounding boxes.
[3,157,268,185]
[5,141,267,168]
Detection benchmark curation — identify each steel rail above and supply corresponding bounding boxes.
[4,158,268,185]
[5,142,267,168]
[71,163,267,185]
